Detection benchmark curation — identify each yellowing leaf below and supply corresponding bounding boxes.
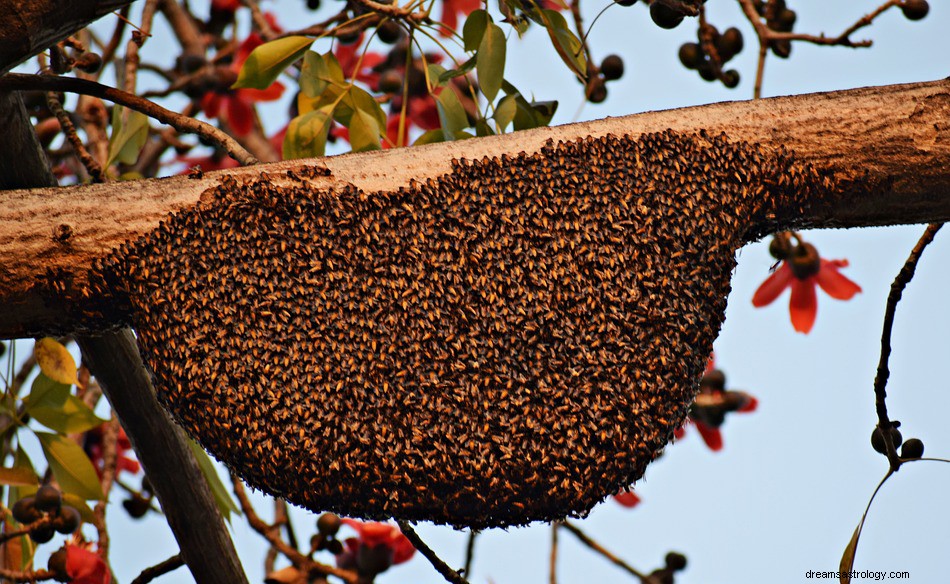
[283,108,334,160]
[36,432,105,501]
[0,467,38,487]
[33,338,77,386]
[187,439,240,521]
[233,36,314,90]
[107,106,149,167]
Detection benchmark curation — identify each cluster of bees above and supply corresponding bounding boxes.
[87,130,837,527]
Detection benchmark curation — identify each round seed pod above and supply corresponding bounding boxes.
[90,132,845,528]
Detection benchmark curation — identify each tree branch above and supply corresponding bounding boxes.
[1,79,950,337]
[0,73,258,165]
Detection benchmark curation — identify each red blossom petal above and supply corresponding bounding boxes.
[613,491,641,508]
[237,80,286,104]
[391,529,416,565]
[815,259,861,300]
[673,426,685,440]
[227,96,255,136]
[386,115,408,148]
[738,394,759,413]
[694,420,723,451]
[66,546,110,584]
[438,0,482,36]
[703,353,715,375]
[235,33,265,69]
[200,93,223,119]
[751,262,793,307]
[789,277,818,333]
[212,0,241,11]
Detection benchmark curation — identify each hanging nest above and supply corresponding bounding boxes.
[87,131,833,528]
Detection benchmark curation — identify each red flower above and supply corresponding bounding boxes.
[66,545,109,584]
[211,0,241,11]
[200,34,285,136]
[752,246,861,334]
[439,0,482,36]
[674,357,757,451]
[85,425,140,478]
[612,490,641,508]
[336,519,415,575]
[333,36,386,88]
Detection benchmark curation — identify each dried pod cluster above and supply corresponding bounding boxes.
[88,131,834,527]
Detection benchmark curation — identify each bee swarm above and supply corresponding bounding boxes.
[87,131,834,528]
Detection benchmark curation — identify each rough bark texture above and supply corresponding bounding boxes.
[0,0,135,75]
[1,78,949,337]
[77,330,250,584]
[0,89,248,584]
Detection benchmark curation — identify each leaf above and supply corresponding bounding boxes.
[427,63,449,88]
[187,439,240,521]
[233,36,314,90]
[463,9,490,52]
[336,86,387,131]
[25,374,107,434]
[494,94,518,131]
[436,88,469,140]
[34,338,77,386]
[347,109,382,152]
[107,106,149,167]
[475,119,495,137]
[437,56,477,85]
[283,109,334,160]
[63,493,97,524]
[413,129,445,146]
[839,523,861,584]
[300,51,340,98]
[0,467,38,487]
[539,9,587,78]
[477,23,507,103]
[35,432,105,501]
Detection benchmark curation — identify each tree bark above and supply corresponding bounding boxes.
[0,89,249,584]
[0,0,136,75]
[1,78,949,337]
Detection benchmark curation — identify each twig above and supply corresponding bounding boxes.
[463,529,477,579]
[568,0,593,78]
[92,415,120,558]
[100,6,132,67]
[45,91,105,182]
[123,0,160,94]
[230,475,358,584]
[873,223,943,470]
[157,0,206,56]
[241,0,279,40]
[395,521,469,584]
[0,568,56,582]
[549,523,558,584]
[0,74,258,165]
[130,554,185,584]
[557,521,649,583]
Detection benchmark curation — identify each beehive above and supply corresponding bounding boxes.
[88,131,834,528]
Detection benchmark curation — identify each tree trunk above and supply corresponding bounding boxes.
[1,78,949,337]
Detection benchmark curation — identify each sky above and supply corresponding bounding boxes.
[8,1,950,583]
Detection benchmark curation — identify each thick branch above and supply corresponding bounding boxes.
[1,79,950,337]
[0,0,136,75]
[77,330,250,584]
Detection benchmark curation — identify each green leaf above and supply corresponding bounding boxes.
[300,50,343,99]
[438,56,477,85]
[436,88,469,140]
[463,9,490,52]
[539,9,587,78]
[475,119,495,137]
[335,86,387,130]
[427,63,449,88]
[530,99,558,125]
[494,94,518,131]
[477,23,507,103]
[283,109,333,160]
[413,129,445,146]
[347,109,382,152]
[233,36,314,90]
[62,493,97,524]
[35,432,105,501]
[187,439,240,521]
[107,106,149,167]
[25,374,107,434]
[0,466,38,487]
[34,338,77,386]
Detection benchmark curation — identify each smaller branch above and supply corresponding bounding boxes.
[549,524,558,584]
[873,222,943,469]
[158,0,206,56]
[557,521,648,583]
[92,415,120,558]
[100,6,132,67]
[241,0,279,40]
[568,0,593,78]
[45,90,105,182]
[230,475,358,584]
[130,554,185,584]
[463,530,476,579]
[351,0,420,20]
[123,0,160,94]
[0,568,56,582]
[395,521,469,584]
[0,74,258,166]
